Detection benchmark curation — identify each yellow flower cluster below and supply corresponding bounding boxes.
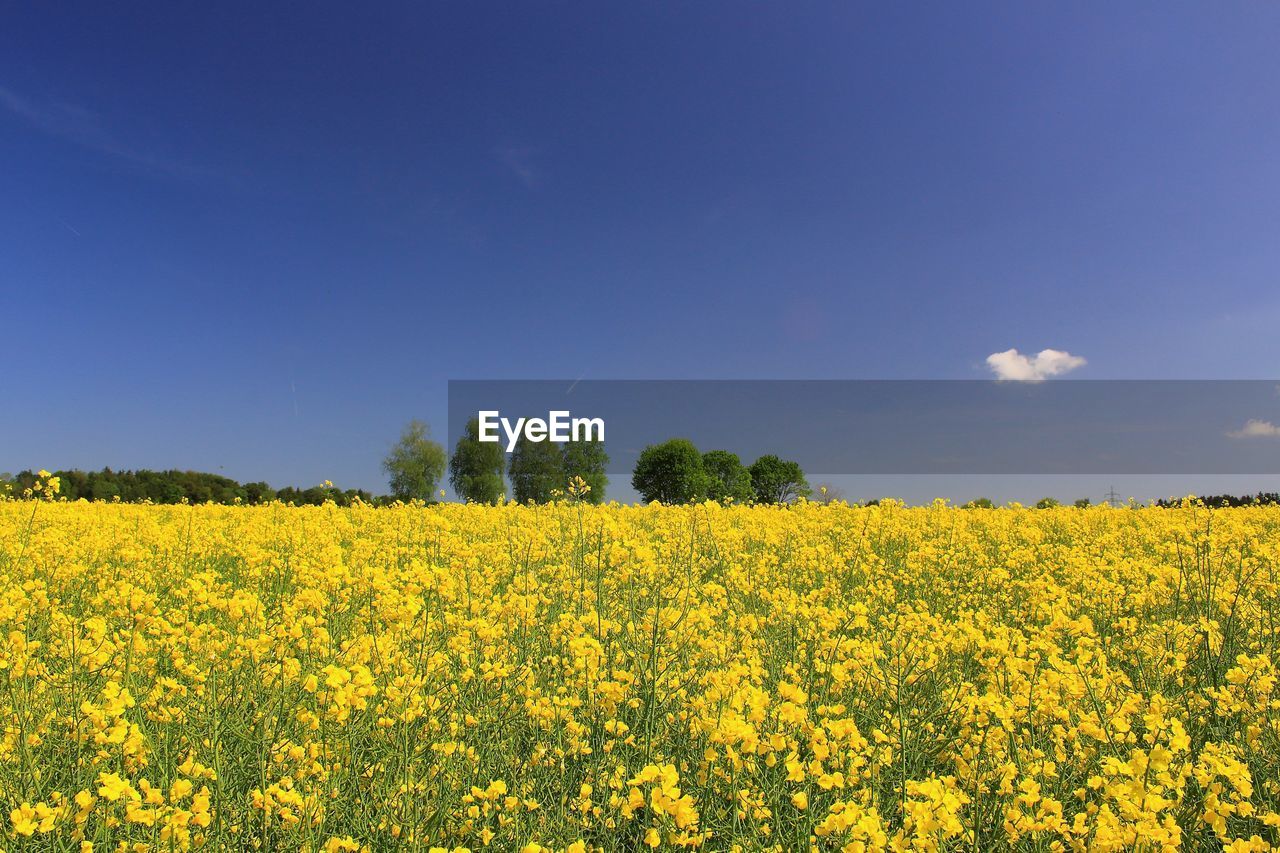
[1,496,1278,850]
[19,470,61,501]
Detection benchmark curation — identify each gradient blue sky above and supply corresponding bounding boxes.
[3,3,1280,498]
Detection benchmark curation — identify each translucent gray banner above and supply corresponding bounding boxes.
[447,380,1280,475]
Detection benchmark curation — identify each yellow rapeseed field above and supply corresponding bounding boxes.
[2,484,1279,851]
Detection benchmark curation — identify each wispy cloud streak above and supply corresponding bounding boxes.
[0,83,203,178]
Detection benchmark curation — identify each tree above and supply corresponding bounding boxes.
[450,417,506,503]
[563,440,608,504]
[243,481,277,504]
[91,476,121,501]
[632,439,709,504]
[1035,497,1060,509]
[748,455,810,504]
[509,436,565,503]
[963,497,995,509]
[701,450,754,503]
[1073,498,1092,508]
[382,419,447,501]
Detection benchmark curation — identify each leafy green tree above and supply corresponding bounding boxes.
[509,436,565,503]
[563,440,608,504]
[632,439,709,504]
[1035,497,1060,509]
[963,497,995,509]
[301,486,328,505]
[1073,498,1092,508]
[276,487,302,505]
[701,450,754,503]
[382,419,447,501]
[61,470,89,499]
[91,477,121,501]
[243,481,277,504]
[748,455,810,504]
[449,418,506,503]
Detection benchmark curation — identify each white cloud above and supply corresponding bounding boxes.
[985,348,1087,381]
[1227,419,1280,439]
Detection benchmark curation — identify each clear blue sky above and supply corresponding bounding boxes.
[3,3,1279,497]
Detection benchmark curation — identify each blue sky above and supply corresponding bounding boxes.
[3,3,1280,498]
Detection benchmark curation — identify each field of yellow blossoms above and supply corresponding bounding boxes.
[2,485,1279,851]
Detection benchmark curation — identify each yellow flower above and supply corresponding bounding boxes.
[10,803,38,836]
[98,772,136,802]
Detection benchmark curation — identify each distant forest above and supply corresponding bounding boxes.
[1,468,379,506]
[1152,492,1280,509]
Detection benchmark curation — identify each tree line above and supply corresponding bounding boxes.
[1153,492,1280,508]
[10,432,1272,510]
[383,419,812,505]
[5,419,810,506]
[384,418,611,504]
[0,468,375,506]
[629,439,809,504]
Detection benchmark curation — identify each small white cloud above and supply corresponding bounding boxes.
[986,348,1086,381]
[1227,419,1280,439]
